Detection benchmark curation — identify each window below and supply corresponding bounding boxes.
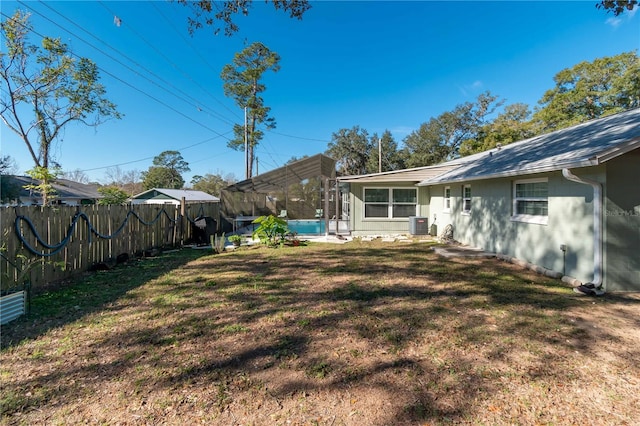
[443,186,451,212]
[462,185,471,214]
[364,188,389,218]
[364,188,417,219]
[512,178,548,224]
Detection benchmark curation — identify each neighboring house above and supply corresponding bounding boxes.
[1,176,103,206]
[130,188,220,205]
[340,108,640,292]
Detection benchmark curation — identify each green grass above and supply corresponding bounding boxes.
[1,241,639,425]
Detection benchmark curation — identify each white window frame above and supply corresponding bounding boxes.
[511,178,548,225]
[462,185,471,215]
[443,186,451,213]
[363,187,417,220]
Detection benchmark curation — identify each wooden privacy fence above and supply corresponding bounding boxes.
[0,202,219,293]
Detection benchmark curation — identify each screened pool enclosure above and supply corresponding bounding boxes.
[220,154,349,235]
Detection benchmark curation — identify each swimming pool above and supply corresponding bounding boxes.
[287,219,326,235]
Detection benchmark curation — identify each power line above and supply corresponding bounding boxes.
[79,133,233,173]
[22,1,236,129]
[88,3,332,152]
[4,7,218,139]
[2,5,334,177]
[149,0,242,122]
[97,1,236,126]
[1,7,233,155]
[266,129,330,143]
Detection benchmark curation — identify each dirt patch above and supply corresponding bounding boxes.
[2,240,639,425]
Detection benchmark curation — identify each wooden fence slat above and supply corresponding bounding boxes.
[0,202,219,292]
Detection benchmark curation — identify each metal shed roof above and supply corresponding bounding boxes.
[223,154,336,193]
[131,188,220,202]
[419,107,640,186]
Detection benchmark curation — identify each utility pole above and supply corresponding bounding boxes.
[378,138,382,173]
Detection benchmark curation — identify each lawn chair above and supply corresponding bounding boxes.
[278,210,288,218]
[315,209,323,218]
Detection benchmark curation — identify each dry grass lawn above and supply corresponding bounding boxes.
[1,239,639,425]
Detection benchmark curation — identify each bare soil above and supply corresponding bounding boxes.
[1,240,639,425]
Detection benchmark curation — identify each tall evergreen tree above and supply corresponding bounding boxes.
[220,42,280,179]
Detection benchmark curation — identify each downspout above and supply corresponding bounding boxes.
[561,168,604,295]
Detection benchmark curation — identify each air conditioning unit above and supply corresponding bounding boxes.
[409,216,428,235]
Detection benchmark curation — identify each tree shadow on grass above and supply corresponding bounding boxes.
[2,242,640,424]
[0,249,209,350]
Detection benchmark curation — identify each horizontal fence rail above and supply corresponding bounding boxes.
[1,202,219,294]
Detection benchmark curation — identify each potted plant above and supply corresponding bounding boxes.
[228,234,243,247]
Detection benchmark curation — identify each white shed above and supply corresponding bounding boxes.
[130,188,220,205]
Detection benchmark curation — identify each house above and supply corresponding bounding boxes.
[339,108,640,292]
[1,175,103,206]
[130,188,220,205]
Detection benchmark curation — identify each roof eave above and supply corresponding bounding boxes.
[592,137,640,164]
[417,159,599,186]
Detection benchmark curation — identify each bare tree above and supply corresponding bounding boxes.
[104,166,142,195]
[61,169,89,184]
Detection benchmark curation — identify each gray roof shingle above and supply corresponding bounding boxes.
[419,108,640,185]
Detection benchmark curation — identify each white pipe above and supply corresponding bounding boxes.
[561,168,603,290]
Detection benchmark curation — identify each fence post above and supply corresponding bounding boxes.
[324,177,330,237]
[180,197,186,246]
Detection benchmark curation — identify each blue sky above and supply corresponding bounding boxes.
[1,1,638,184]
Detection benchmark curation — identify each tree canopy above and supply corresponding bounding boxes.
[153,150,191,175]
[97,186,129,205]
[177,0,311,36]
[190,172,238,197]
[220,42,280,178]
[141,151,190,190]
[61,169,90,184]
[326,126,373,176]
[103,166,142,196]
[0,155,20,203]
[459,103,535,156]
[597,0,638,15]
[366,130,405,174]
[532,51,639,132]
[24,166,60,206]
[401,92,503,167]
[326,51,639,169]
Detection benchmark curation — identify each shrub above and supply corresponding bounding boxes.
[211,233,226,254]
[252,215,289,247]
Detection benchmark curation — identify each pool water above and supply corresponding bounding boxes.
[287,219,326,235]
